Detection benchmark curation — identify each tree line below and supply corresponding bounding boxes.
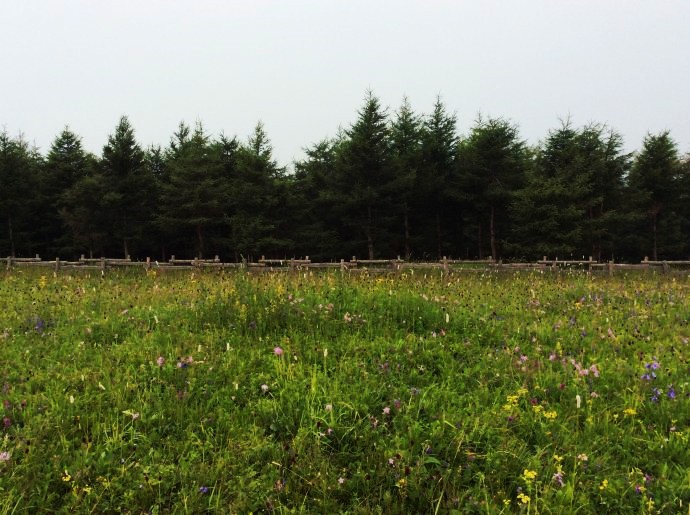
[1,92,689,262]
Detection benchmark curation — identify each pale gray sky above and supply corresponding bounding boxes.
[2,0,689,167]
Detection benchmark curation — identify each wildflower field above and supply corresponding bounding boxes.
[1,268,689,513]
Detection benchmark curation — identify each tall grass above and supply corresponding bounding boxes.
[0,269,688,513]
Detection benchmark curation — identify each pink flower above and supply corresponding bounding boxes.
[0,451,10,462]
[273,346,284,357]
[383,406,391,415]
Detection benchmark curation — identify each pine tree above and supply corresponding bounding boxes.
[626,131,682,260]
[0,131,42,257]
[416,97,458,258]
[42,128,93,256]
[456,117,526,260]
[389,97,422,259]
[100,116,153,257]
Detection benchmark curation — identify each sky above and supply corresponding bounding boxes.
[2,0,689,168]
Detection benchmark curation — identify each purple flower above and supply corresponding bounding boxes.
[0,451,10,462]
[552,471,565,487]
[2,417,10,429]
[667,386,676,399]
[199,486,209,494]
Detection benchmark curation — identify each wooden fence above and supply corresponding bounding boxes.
[4,254,690,274]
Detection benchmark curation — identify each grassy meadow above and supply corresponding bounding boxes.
[0,268,689,513]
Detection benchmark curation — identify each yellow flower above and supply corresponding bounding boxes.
[623,407,637,417]
[503,499,511,506]
[599,479,608,490]
[532,404,544,414]
[522,469,537,482]
[62,470,71,482]
[543,410,558,420]
[553,454,563,463]
[517,492,531,504]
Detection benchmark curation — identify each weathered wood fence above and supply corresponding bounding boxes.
[4,254,690,274]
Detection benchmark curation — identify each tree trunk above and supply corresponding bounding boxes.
[477,223,483,260]
[366,203,374,260]
[196,225,204,259]
[489,204,497,261]
[7,216,15,258]
[435,209,442,259]
[404,202,411,260]
[652,214,657,261]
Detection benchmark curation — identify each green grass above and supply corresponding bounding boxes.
[0,268,689,513]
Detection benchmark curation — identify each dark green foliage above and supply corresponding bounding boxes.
[0,131,42,257]
[625,132,684,260]
[456,117,527,260]
[42,128,94,257]
[157,122,235,258]
[100,116,155,258]
[333,92,395,259]
[414,97,458,258]
[0,95,688,261]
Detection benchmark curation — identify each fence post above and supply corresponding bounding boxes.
[55,257,61,272]
[442,256,448,272]
[100,257,106,272]
[589,256,593,272]
[608,259,614,276]
[643,256,649,269]
[663,260,669,274]
[6,256,11,270]
[146,257,151,270]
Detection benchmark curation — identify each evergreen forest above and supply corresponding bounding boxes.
[2,92,689,262]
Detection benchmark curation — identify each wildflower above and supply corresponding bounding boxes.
[338,477,345,485]
[667,386,676,399]
[2,417,10,429]
[273,346,284,357]
[623,407,637,417]
[261,384,269,393]
[325,403,333,412]
[599,479,609,490]
[131,412,140,421]
[576,394,582,409]
[393,399,402,410]
[383,406,391,415]
[517,492,530,504]
[388,458,395,466]
[634,484,646,494]
[543,410,558,420]
[62,470,72,482]
[0,451,10,462]
[199,486,209,494]
[552,471,565,487]
[522,469,537,482]
[589,364,600,377]
[156,356,165,367]
[577,453,588,462]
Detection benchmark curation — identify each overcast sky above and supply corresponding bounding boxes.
[2,0,689,168]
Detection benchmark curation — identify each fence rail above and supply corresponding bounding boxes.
[5,254,690,274]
